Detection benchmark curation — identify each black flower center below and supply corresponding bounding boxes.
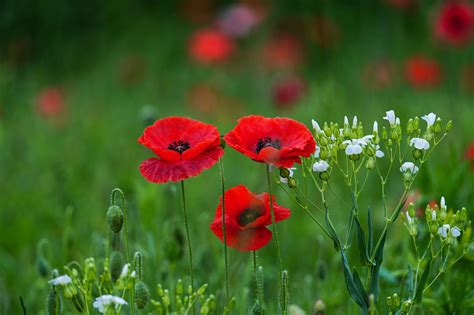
[238,208,263,227]
[168,140,191,154]
[255,137,281,153]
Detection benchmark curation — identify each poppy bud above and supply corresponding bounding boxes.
[110,251,124,282]
[412,149,423,160]
[288,177,297,188]
[135,280,150,309]
[314,299,326,315]
[280,167,290,178]
[106,205,124,233]
[37,256,50,278]
[408,203,416,218]
[134,251,144,280]
[46,286,62,315]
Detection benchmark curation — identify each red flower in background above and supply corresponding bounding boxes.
[188,28,234,64]
[362,59,394,90]
[434,1,474,46]
[217,4,261,38]
[261,33,303,69]
[224,115,316,167]
[210,185,291,251]
[465,142,474,170]
[36,87,65,117]
[272,76,307,109]
[138,117,224,183]
[405,56,441,89]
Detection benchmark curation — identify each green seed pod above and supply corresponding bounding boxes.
[157,284,164,297]
[135,280,150,309]
[279,167,290,178]
[37,256,51,278]
[47,286,62,315]
[176,279,184,295]
[134,251,144,280]
[288,178,297,189]
[84,257,97,282]
[110,251,124,282]
[106,205,124,233]
[197,283,208,295]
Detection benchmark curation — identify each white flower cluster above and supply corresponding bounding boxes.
[93,295,128,313]
[48,274,72,286]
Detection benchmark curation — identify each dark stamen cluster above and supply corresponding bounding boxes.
[238,208,262,226]
[255,137,281,153]
[168,140,191,154]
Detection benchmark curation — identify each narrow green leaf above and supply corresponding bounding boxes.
[414,259,432,302]
[340,250,368,312]
[325,206,340,250]
[390,197,408,223]
[345,210,355,249]
[369,228,387,302]
[407,265,414,298]
[367,207,373,255]
[354,216,372,266]
[352,268,369,308]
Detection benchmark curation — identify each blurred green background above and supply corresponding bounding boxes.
[1,0,474,313]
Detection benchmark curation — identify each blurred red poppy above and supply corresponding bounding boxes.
[362,59,394,90]
[138,117,224,183]
[465,142,474,170]
[261,33,303,69]
[188,28,234,64]
[434,1,474,46]
[210,185,291,251]
[224,115,316,168]
[36,87,65,117]
[217,4,261,38]
[272,76,307,109]
[404,56,441,89]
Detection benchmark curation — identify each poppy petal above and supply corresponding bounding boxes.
[140,146,224,183]
[210,219,272,251]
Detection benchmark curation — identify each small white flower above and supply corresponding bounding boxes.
[451,226,461,238]
[395,117,400,126]
[343,140,363,155]
[405,212,414,224]
[373,121,378,133]
[93,295,127,314]
[440,196,446,211]
[48,275,72,286]
[410,138,430,150]
[361,135,374,143]
[312,160,330,173]
[383,110,397,125]
[314,146,321,158]
[431,210,437,221]
[279,167,296,184]
[130,271,136,278]
[400,162,419,174]
[311,119,322,134]
[120,263,130,278]
[438,224,461,239]
[352,116,358,128]
[375,145,384,158]
[422,113,437,127]
[344,115,349,126]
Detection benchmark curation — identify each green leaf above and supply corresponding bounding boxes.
[369,228,387,302]
[367,207,373,255]
[407,265,414,298]
[390,197,408,223]
[325,205,341,250]
[414,259,432,303]
[340,250,368,313]
[354,216,372,266]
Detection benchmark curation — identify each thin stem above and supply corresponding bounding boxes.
[180,180,195,315]
[265,165,284,313]
[219,159,230,304]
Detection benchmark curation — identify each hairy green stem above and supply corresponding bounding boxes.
[219,159,230,304]
[180,180,195,315]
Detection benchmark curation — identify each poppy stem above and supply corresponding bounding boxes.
[265,165,285,314]
[180,180,195,314]
[218,159,230,304]
[253,251,265,311]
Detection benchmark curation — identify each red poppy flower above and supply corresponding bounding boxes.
[404,55,441,89]
[188,28,234,64]
[434,1,474,46]
[138,117,224,183]
[36,87,65,117]
[465,142,474,171]
[210,185,291,251]
[362,59,394,90]
[261,33,303,70]
[272,76,307,109]
[224,115,316,168]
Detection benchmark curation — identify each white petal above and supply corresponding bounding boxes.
[451,227,461,238]
[422,113,437,127]
[352,116,358,128]
[373,121,378,133]
[376,150,384,158]
[383,110,396,125]
[312,119,322,133]
[312,160,329,172]
[431,210,437,221]
[344,115,349,125]
[440,196,446,210]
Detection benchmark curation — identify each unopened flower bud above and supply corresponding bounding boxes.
[219,136,226,149]
[37,256,51,278]
[320,149,328,160]
[434,118,442,133]
[412,149,423,160]
[288,177,297,188]
[407,119,414,134]
[413,117,419,130]
[63,284,77,299]
[157,284,164,297]
[390,130,398,142]
[446,120,453,131]
[382,127,388,141]
[314,299,326,315]
[106,205,124,233]
[323,123,331,137]
[135,280,150,309]
[84,257,97,282]
[110,251,124,283]
[366,158,375,170]
[162,289,170,306]
[280,167,290,178]
[392,293,400,307]
[408,203,416,218]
